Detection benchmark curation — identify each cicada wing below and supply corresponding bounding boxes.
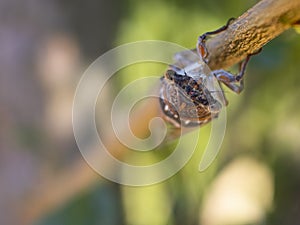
[173,49,199,68]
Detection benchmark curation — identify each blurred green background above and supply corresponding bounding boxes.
[1,0,300,225]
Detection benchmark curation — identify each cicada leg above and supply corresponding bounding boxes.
[214,69,245,94]
[213,54,251,94]
[213,48,262,94]
[197,18,235,62]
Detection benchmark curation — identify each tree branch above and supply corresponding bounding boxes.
[205,0,300,70]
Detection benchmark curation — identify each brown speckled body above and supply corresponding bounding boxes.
[159,69,221,128]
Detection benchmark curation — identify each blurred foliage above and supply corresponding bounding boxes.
[39,182,124,225]
[1,0,300,225]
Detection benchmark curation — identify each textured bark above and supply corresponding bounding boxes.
[203,0,300,70]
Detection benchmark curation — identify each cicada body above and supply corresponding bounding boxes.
[159,19,258,128]
[159,62,223,128]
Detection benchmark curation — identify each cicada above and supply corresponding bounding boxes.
[160,19,257,128]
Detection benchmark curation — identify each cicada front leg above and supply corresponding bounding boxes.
[197,18,235,62]
[213,49,262,94]
[213,55,251,94]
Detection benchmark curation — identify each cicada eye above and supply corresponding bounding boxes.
[165,70,176,80]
